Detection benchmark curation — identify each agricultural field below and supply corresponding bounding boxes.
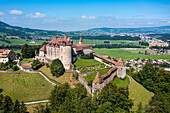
[94,48,170,61]
[0,71,54,102]
[72,39,143,46]
[129,77,154,111]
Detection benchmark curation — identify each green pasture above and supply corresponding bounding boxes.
[94,48,170,61]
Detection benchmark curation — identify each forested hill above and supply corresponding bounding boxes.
[79,26,170,34]
[0,21,64,39]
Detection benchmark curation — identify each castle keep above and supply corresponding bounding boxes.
[36,35,92,70]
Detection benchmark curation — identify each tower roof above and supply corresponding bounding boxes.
[93,71,102,83]
[115,57,125,66]
[79,37,83,42]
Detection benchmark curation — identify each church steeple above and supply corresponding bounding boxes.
[79,37,83,44]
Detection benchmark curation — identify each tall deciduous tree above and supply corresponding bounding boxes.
[50,59,65,77]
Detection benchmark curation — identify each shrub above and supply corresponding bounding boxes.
[73,73,78,80]
[12,65,19,71]
[81,53,94,59]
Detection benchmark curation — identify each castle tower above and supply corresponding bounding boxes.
[115,57,126,79]
[79,37,83,44]
[92,71,102,93]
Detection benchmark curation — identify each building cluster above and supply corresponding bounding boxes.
[0,49,16,63]
[126,58,164,71]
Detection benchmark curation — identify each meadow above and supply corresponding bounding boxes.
[94,48,170,61]
[111,75,130,87]
[129,77,154,111]
[0,71,54,102]
[74,59,101,67]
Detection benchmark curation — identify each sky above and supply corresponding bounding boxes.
[0,0,170,31]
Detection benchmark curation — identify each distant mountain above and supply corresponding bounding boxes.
[0,21,64,39]
[78,26,170,34]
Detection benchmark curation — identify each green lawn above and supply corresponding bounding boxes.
[4,39,45,45]
[111,75,130,87]
[74,59,101,67]
[14,50,21,54]
[0,71,54,102]
[22,58,33,62]
[83,67,112,84]
[129,77,154,111]
[94,48,170,61]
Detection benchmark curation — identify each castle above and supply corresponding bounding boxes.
[78,55,126,95]
[36,35,92,70]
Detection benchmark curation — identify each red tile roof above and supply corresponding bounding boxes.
[102,67,117,79]
[22,65,32,69]
[39,45,46,52]
[115,57,125,66]
[79,37,83,42]
[93,53,117,64]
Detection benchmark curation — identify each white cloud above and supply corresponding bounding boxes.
[168,21,170,24]
[26,12,46,18]
[12,17,16,19]
[147,22,154,25]
[0,12,4,15]
[81,15,97,20]
[81,15,87,19]
[9,10,23,15]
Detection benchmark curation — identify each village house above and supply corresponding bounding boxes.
[0,49,16,63]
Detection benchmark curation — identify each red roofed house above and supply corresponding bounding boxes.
[0,49,16,63]
[36,35,92,70]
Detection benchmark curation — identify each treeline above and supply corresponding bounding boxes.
[0,44,22,49]
[139,41,149,46]
[132,63,170,112]
[150,45,170,50]
[148,34,170,42]
[93,44,142,48]
[0,89,27,112]
[35,83,133,112]
[0,38,11,44]
[72,35,140,40]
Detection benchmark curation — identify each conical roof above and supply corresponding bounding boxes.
[115,57,125,66]
[93,71,102,83]
[79,37,83,42]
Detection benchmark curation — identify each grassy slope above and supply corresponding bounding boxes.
[74,59,101,67]
[94,48,170,61]
[39,65,79,88]
[129,77,154,111]
[83,67,112,83]
[111,75,130,87]
[0,71,54,102]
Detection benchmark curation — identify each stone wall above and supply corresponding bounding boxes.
[78,74,92,95]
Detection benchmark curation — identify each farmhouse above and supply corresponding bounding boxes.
[36,35,92,70]
[0,49,16,63]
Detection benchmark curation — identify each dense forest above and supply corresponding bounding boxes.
[72,35,140,40]
[34,83,133,112]
[132,63,170,112]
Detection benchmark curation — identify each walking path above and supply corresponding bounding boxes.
[24,100,49,105]
[16,60,61,85]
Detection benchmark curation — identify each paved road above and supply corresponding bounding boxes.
[24,100,49,105]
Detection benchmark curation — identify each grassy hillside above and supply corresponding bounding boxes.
[0,71,54,102]
[94,48,170,61]
[74,59,101,67]
[129,77,154,111]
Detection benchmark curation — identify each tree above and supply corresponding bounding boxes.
[40,42,48,48]
[13,99,20,113]
[31,59,44,70]
[50,59,65,77]
[3,96,14,112]
[136,102,143,113]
